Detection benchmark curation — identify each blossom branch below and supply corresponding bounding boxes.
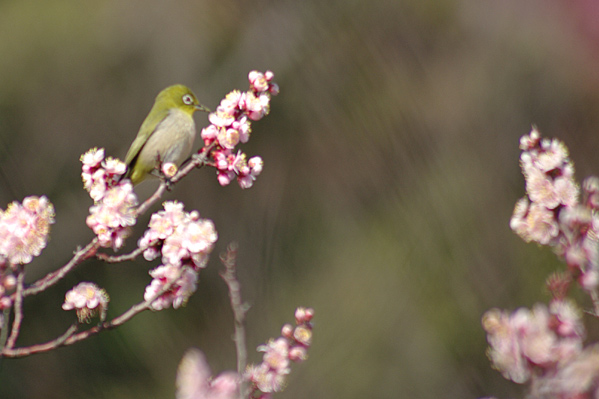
[1,266,185,358]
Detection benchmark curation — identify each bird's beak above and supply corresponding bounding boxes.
[196,104,211,113]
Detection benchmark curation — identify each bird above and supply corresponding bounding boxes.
[124,84,209,185]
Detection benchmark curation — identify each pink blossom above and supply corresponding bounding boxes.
[248,156,263,176]
[243,92,270,121]
[199,70,277,189]
[62,282,109,323]
[80,147,104,170]
[526,203,559,245]
[248,70,269,92]
[549,299,584,339]
[245,363,288,394]
[526,168,561,209]
[217,127,241,150]
[209,109,236,128]
[144,264,198,310]
[86,181,137,249]
[138,201,186,252]
[141,202,217,270]
[245,307,314,396]
[532,345,599,398]
[0,196,55,266]
[80,148,127,202]
[201,124,219,141]
[102,156,127,175]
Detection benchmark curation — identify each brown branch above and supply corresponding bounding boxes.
[220,242,250,378]
[5,266,25,349]
[20,238,100,298]
[1,266,185,358]
[96,246,146,263]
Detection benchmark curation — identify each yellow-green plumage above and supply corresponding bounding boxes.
[125,84,208,185]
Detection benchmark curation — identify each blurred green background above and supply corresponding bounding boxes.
[2,0,599,398]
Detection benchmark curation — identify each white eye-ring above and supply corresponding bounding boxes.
[182,94,194,105]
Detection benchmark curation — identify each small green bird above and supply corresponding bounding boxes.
[125,84,209,185]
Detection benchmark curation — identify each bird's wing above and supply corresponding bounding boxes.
[125,107,170,166]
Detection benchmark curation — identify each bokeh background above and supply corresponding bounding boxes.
[2,0,599,398]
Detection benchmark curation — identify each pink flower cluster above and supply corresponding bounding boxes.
[62,282,110,323]
[0,195,55,314]
[511,128,579,245]
[510,128,599,291]
[81,148,138,250]
[139,201,217,310]
[483,301,599,397]
[200,70,278,189]
[245,307,314,396]
[0,196,55,266]
[176,348,239,399]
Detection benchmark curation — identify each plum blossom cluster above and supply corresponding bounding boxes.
[510,128,579,245]
[62,282,109,323]
[245,307,314,396]
[0,196,55,317]
[139,201,217,310]
[484,129,599,398]
[510,128,599,292]
[81,148,138,250]
[200,70,278,189]
[0,196,55,267]
[176,348,240,399]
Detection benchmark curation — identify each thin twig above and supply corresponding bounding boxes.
[96,246,146,263]
[5,266,25,349]
[219,242,250,382]
[0,308,10,350]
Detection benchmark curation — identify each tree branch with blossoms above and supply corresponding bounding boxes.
[482,127,599,398]
[0,70,314,399]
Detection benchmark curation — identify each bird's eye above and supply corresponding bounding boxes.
[182,94,194,105]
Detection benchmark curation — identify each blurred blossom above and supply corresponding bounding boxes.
[510,128,599,294]
[532,345,599,398]
[0,196,55,266]
[482,303,584,384]
[176,348,239,399]
[512,129,579,245]
[62,282,109,323]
